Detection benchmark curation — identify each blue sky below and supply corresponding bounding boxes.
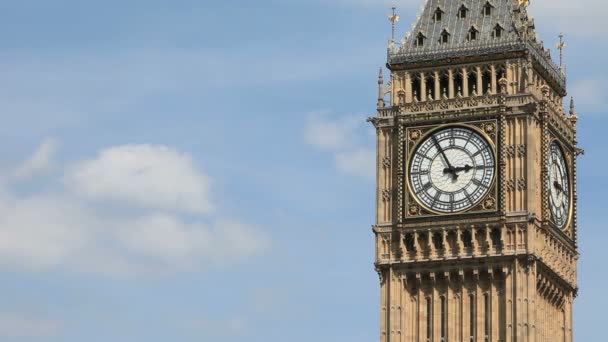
[0,0,605,341]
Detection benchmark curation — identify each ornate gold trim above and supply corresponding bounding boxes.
[403,121,499,218]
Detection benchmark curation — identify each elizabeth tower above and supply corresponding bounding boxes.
[370,1,580,341]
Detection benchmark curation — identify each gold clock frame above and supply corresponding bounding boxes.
[402,120,499,219]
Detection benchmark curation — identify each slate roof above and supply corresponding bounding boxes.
[388,0,566,94]
[407,0,518,50]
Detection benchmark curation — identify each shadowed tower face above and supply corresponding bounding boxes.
[370,1,580,341]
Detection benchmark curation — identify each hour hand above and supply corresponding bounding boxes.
[452,164,472,173]
[553,181,564,193]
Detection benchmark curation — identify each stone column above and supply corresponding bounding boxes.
[462,68,469,97]
[491,64,497,94]
[448,69,455,99]
[405,72,413,103]
[505,61,513,95]
[476,66,483,96]
[420,72,427,102]
[434,71,440,100]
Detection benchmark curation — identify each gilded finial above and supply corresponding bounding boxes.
[388,7,400,43]
[557,33,566,68]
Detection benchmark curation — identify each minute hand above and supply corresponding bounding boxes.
[432,135,453,170]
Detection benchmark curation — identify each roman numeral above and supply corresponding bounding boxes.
[472,179,488,188]
[472,146,488,157]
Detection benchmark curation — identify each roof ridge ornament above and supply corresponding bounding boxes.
[388,7,400,43]
[557,33,566,69]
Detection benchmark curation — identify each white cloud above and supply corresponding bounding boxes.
[304,112,375,179]
[0,194,90,270]
[336,148,376,179]
[66,144,213,214]
[0,142,269,276]
[116,216,269,268]
[0,312,61,338]
[304,112,362,150]
[13,138,58,180]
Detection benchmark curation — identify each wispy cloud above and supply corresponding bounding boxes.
[304,112,375,179]
[12,138,58,180]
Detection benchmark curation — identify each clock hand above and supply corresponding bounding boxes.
[451,164,473,173]
[553,180,563,193]
[432,135,458,180]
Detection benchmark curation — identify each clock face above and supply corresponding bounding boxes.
[548,141,570,228]
[409,126,495,213]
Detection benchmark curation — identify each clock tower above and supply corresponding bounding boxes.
[370,1,580,341]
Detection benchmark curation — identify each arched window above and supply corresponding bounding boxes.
[416,32,426,47]
[459,4,468,19]
[440,29,450,44]
[481,67,492,94]
[434,7,444,21]
[493,24,504,38]
[454,71,464,96]
[467,69,477,96]
[439,71,449,98]
[412,74,422,101]
[425,75,435,100]
[468,26,479,41]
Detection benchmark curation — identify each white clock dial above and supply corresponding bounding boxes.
[409,127,495,213]
[548,141,570,228]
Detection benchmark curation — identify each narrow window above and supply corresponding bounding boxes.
[441,296,447,341]
[412,75,422,101]
[405,233,416,252]
[467,69,477,96]
[484,2,493,16]
[439,72,449,98]
[440,29,450,44]
[468,27,479,41]
[416,32,426,47]
[469,294,476,341]
[482,68,492,94]
[434,7,444,21]
[484,294,490,341]
[427,297,433,341]
[459,5,468,19]
[491,229,502,246]
[433,232,444,250]
[493,24,504,38]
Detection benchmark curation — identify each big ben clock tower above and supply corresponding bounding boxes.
[370,1,580,341]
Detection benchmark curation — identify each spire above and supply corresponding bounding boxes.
[388,7,400,43]
[557,33,566,68]
[377,67,385,108]
[569,96,578,126]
